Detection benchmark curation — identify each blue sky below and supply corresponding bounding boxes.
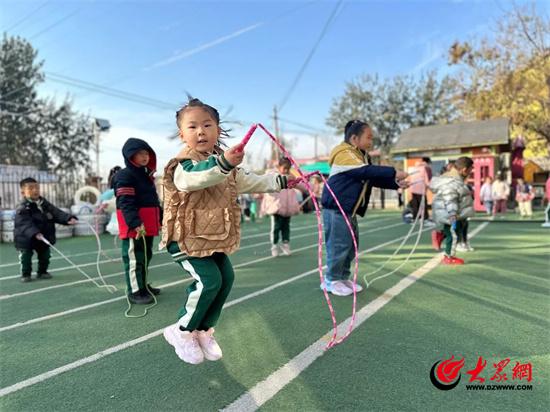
[2,0,548,176]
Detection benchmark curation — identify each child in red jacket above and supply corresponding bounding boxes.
[114,138,162,304]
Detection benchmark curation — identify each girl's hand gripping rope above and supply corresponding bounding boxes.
[287,171,319,189]
[224,145,245,167]
[396,171,409,180]
[396,171,410,188]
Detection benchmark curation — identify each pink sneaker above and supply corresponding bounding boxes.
[280,242,291,256]
[163,324,204,364]
[197,328,223,361]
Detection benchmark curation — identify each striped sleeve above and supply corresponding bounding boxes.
[173,155,234,192]
[236,169,287,194]
[116,187,136,196]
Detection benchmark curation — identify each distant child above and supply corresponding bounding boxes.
[113,139,162,305]
[542,176,550,228]
[160,98,292,365]
[311,175,324,206]
[479,176,494,215]
[321,120,408,296]
[492,173,510,217]
[430,156,475,265]
[409,157,432,220]
[515,178,534,218]
[261,157,301,256]
[14,178,77,282]
[98,166,121,235]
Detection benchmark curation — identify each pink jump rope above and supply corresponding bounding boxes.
[238,124,359,349]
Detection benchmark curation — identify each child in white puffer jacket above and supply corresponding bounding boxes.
[430,157,475,265]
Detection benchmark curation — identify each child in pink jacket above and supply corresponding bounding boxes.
[261,158,301,256]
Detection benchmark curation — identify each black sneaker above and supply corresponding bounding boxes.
[20,276,32,283]
[147,284,161,295]
[128,291,154,305]
[37,272,52,280]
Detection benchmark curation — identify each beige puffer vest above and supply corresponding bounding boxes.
[159,147,241,257]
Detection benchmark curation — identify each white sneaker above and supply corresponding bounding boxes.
[542,222,550,228]
[320,280,353,296]
[271,245,279,257]
[197,328,223,361]
[163,324,204,364]
[342,280,364,293]
[456,243,467,252]
[457,242,474,252]
[280,242,291,256]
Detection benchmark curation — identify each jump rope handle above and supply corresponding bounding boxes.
[37,234,51,246]
[236,124,258,152]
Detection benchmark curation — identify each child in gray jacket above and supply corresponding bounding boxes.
[430,157,475,265]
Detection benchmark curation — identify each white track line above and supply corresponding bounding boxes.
[0,221,402,301]
[0,221,339,279]
[0,215,394,269]
[0,218,394,279]
[0,222,407,329]
[0,225,430,396]
[222,222,490,412]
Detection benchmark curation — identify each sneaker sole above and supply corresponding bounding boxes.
[163,326,203,365]
[202,350,222,361]
[320,283,356,296]
[330,290,353,296]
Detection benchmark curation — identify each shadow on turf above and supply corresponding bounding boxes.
[418,278,550,330]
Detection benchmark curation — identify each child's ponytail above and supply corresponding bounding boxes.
[344,120,370,142]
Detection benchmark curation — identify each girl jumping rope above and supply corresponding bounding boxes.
[160,98,293,365]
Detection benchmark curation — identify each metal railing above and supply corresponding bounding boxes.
[0,176,83,210]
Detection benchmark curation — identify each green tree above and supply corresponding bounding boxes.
[326,71,458,155]
[448,3,550,157]
[0,34,94,175]
[0,34,44,166]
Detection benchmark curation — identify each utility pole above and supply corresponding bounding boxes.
[272,105,280,164]
[314,134,318,160]
[92,118,111,182]
[93,121,100,179]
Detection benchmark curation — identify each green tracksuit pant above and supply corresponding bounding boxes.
[442,220,463,256]
[121,236,154,294]
[168,242,234,331]
[19,245,51,278]
[271,214,291,245]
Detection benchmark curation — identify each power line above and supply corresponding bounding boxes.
[70,0,322,101]
[274,116,332,134]
[28,9,80,40]
[4,1,50,33]
[45,72,180,110]
[278,0,344,111]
